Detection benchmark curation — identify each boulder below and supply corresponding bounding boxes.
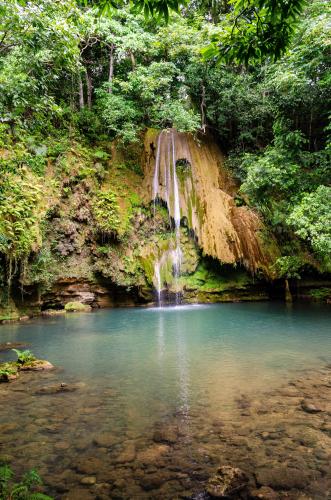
[20,360,54,371]
[64,301,92,313]
[206,466,248,498]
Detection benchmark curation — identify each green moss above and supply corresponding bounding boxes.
[308,288,330,301]
[181,261,251,293]
[64,301,91,312]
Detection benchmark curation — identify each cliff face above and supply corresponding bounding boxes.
[0,130,281,321]
[143,129,274,274]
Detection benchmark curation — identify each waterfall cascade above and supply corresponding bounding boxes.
[146,127,272,305]
[152,130,183,305]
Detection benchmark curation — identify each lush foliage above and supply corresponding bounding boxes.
[0,0,329,295]
[0,464,51,500]
[12,349,37,365]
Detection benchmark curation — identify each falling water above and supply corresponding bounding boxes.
[153,260,162,307]
[153,131,163,217]
[152,129,182,306]
[170,131,182,304]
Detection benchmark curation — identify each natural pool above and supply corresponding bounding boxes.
[0,302,331,498]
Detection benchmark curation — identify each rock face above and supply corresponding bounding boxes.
[206,466,249,498]
[144,129,276,274]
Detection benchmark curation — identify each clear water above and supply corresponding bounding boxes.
[0,302,330,497]
[1,303,330,419]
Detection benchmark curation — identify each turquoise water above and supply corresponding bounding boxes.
[1,302,331,497]
[1,302,330,419]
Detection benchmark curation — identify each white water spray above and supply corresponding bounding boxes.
[152,129,183,306]
[153,260,162,307]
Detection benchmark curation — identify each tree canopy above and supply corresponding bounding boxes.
[0,0,330,284]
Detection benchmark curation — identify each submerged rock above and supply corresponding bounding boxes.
[153,424,179,444]
[41,309,66,316]
[80,476,96,485]
[206,466,248,498]
[35,382,81,395]
[250,486,279,499]
[256,466,310,490]
[301,399,323,413]
[0,342,29,352]
[93,433,116,448]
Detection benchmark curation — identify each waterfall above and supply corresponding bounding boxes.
[153,260,162,307]
[171,131,182,304]
[153,131,163,218]
[152,129,182,306]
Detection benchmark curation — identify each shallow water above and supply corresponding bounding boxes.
[0,302,331,498]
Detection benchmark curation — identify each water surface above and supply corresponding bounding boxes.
[0,302,330,497]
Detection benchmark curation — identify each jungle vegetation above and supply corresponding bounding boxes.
[0,0,330,293]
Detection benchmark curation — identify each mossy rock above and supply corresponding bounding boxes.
[19,359,54,371]
[0,362,19,383]
[65,301,92,312]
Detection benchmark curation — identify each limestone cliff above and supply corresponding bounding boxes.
[143,129,274,274]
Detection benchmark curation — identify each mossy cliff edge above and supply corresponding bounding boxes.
[0,130,329,321]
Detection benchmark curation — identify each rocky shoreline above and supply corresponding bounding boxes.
[0,360,330,499]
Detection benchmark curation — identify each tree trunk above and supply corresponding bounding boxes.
[285,279,292,303]
[129,50,136,70]
[201,84,206,133]
[78,75,84,109]
[108,44,114,93]
[86,70,92,110]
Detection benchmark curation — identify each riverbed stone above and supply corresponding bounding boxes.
[139,472,171,490]
[80,476,96,485]
[115,441,136,463]
[301,400,323,413]
[93,433,116,448]
[256,466,310,490]
[250,486,279,499]
[206,466,249,498]
[153,424,178,444]
[136,444,170,464]
[63,487,95,500]
[74,457,104,474]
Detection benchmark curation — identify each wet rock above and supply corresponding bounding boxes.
[75,457,104,474]
[91,482,111,497]
[250,486,279,499]
[256,466,310,490]
[63,487,95,500]
[41,309,66,316]
[320,422,331,436]
[136,444,170,465]
[153,424,178,444]
[113,478,126,489]
[140,472,171,491]
[75,437,92,451]
[206,466,249,498]
[93,433,115,448]
[0,342,29,352]
[80,476,96,485]
[35,382,80,395]
[20,360,54,371]
[190,492,210,500]
[54,441,70,451]
[115,441,136,463]
[301,400,323,413]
